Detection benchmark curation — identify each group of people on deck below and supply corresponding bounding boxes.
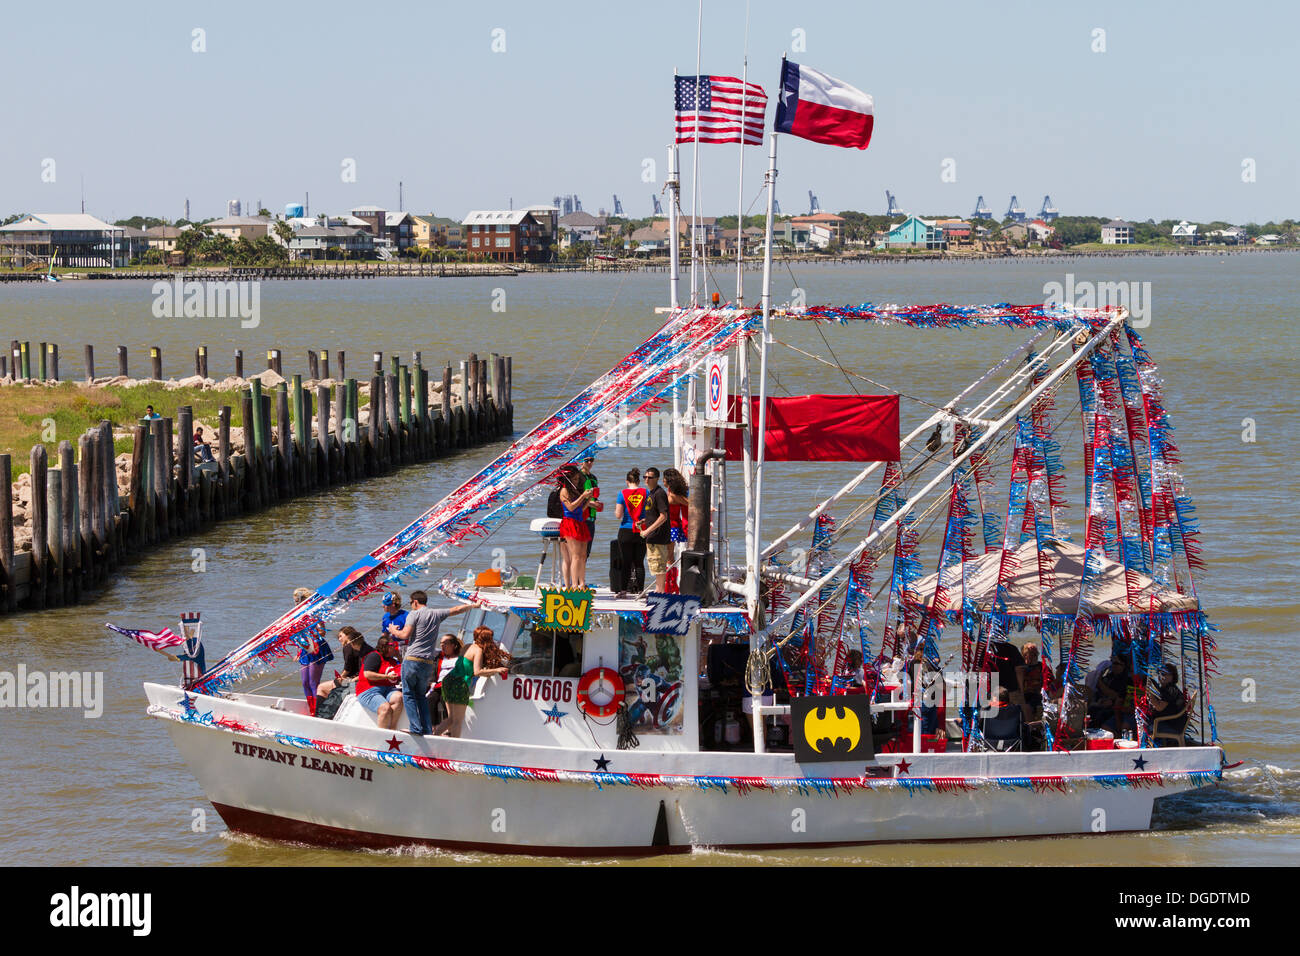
[553,456,690,595]
[833,624,1190,748]
[297,589,510,737]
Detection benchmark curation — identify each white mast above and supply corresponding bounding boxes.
[668,141,680,309]
[689,0,703,307]
[745,129,778,625]
[735,2,751,306]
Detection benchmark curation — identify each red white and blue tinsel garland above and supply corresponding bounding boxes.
[150,699,1221,798]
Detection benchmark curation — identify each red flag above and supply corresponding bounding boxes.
[725,395,899,461]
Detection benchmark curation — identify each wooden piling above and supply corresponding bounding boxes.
[276,385,292,497]
[178,406,194,502]
[198,346,209,379]
[235,349,244,379]
[241,390,259,510]
[316,384,330,484]
[117,345,128,377]
[128,424,147,545]
[441,365,452,450]
[38,341,47,381]
[368,374,382,474]
[269,349,282,375]
[101,421,120,568]
[217,407,231,516]
[291,375,308,489]
[338,350,346,383]
[347,378,360,480]
[321,349,330,380]
[308,349,320,380]
[45,467,62,606]
[85,344,94,383]
[1,454,15,612]
[50,343,59,381]
[151,346,162,380]
[152,419,169,542]
[59,441,77,601]
[79,432,98,574]
[385,372,400,469]
[29,445,48,609]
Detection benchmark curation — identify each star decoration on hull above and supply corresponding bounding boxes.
[593,755,611,771]
[541,703,567,726]
[895,759,912,775]
[1132,755,1147,770]
[386,735,404,752]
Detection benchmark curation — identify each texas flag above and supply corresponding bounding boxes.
[774,60,874,150]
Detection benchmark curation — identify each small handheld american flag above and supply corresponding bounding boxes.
[675,74,767,145]
[106,622,184,652]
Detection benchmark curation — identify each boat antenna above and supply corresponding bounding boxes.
[689,0,703,308]
[735,0,751,306]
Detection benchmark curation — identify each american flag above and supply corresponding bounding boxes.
[106,622,184,651]
[675,75,767,145]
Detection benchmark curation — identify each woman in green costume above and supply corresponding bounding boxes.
[435,628,508,737]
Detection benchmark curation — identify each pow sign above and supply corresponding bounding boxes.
[705,354,729,422]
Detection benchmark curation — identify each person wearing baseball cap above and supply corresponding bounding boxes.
[381,592,408,651]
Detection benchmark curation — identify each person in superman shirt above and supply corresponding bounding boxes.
[613,468,649,598]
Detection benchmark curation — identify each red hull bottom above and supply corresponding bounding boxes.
[212,802,690,858]
[213,802,1120,858]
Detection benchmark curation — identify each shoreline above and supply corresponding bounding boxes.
[0,245,1294,283]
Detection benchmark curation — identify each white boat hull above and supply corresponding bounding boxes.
[147,683,1223,855]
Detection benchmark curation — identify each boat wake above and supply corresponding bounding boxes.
[1152,762,1300,831]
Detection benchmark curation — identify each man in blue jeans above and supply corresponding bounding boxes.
[386,590,473,735]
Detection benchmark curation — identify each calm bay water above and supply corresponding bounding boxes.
[1,254,1296,866]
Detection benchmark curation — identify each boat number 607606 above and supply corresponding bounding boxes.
[512,677,574,703]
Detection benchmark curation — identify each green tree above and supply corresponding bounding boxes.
[175,225,209,264]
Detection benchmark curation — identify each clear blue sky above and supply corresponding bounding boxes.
[3,0,1295,224]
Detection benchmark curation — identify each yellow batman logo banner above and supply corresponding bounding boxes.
[791,695,874,762]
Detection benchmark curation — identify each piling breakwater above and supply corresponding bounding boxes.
[0,345,514,614]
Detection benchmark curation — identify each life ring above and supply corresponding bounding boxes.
[576,667,625,719]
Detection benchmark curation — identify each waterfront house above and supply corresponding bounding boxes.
[630,223,670,254]
[720,227,765,256]
[382,211,415,252]
[878,215,945,250]
[1101,219,1133,244]
[206,215,272,242]
[1172,220,1199,244]
[934,218,972,241]
[412,215,465,250]
[287,225,374,259]
[144,225,185,254]
[791,212,846,249]
[1207,227,1247,245]
[462,210,550,263]
[1027,219,1056,245]
[523,205,560,249]
[0,212,127,268]
[774,220,812,252]
[559,210,607,247]
[119,226,152,262]
[1255,234,1282,245]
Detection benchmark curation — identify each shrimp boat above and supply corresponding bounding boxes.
[145,131,1225,858]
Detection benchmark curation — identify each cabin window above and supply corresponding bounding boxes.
[507,623,583,678]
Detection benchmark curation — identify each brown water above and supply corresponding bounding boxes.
[1,254,1297,866]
